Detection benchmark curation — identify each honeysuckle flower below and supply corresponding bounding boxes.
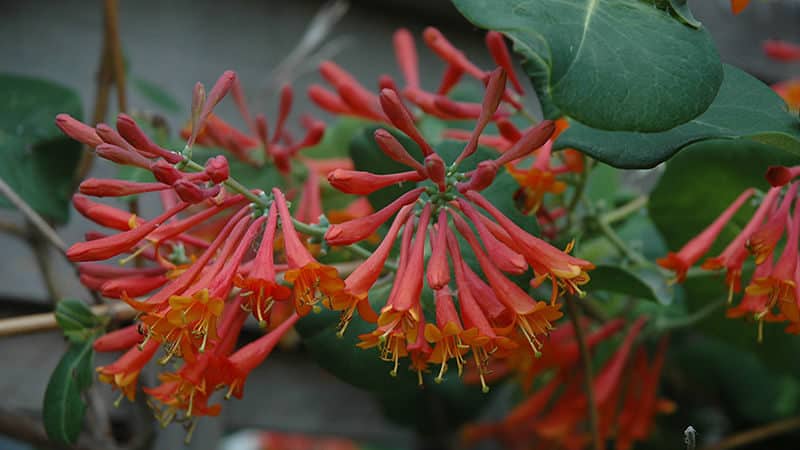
[331,204,414,335]
[763,39,800,62]
[730,0,750,14]
[744,190,800,327]
[748,183,797,264]
[322,68,592,388]
[657,188,755,282]
[96,340,159,403]
[702,187,780,301]
[772,78,800,112]
[274,188,345,315]
[310,27,523,124]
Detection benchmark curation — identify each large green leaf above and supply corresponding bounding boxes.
[557,65,800,169]
[43,338,95,445]
[649,138,799,251]
[588,265,673,304]
[452,0,723,132]
[0,74,83,223]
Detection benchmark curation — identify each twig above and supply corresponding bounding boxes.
[0,302,135,338]
[702,416,800,450]
[29,232,62,305]
[0,177,68,254]
[600,195,648,225]
[0,217,26,237]
[103,0,127,113]
[565,294,603,450]
[655,298,726,332]
[0,407,95,450]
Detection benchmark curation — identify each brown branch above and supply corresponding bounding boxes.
[702,416,800,450]
[565,294,603,450]
[103,0,127,113]
[75,0,127,182]
[0,303,135,338]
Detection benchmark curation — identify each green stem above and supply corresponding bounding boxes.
[595,215,649,266]
[656,298,725,331]
[182,156,391,270]
[600,195,648,225]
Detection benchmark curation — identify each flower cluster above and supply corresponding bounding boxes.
[462,318,674,450]
[658,169,800,340]
[57,71,349,434]
[323,68,594,390]
[310,27,523,124]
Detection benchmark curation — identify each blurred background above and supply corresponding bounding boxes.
[0,0,798,449]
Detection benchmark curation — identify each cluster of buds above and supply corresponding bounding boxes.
[323,68,594,390]
[314,26,585,239]
[462,319,674,450]
[310,27,523,123]
[658,168,800,340]
[56,71,354,433]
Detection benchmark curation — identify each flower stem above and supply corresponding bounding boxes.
[181,157,390,269]
[600,195,648,225]
[565,294,603,450]
[702,415,800,450]
[655,298,725,331]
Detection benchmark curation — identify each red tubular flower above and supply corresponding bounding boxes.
[452,212,562,356]
[379,89,436,156]
[745,191,800,327]
[748,183,798,264]
[423,27,486,81]
[224,313,300,399]
[485,31,524,95]
[703,187,780,301]
[463,192,594,301]
[235,203,291,327]
[95,143,152,168]
[79,178,170,197]
[93,324,143,353]
[55,113,103,147]
[327,169,425,195]
[455,68,506,165]
[116,113,182,163]
[325,187,425,246]
[274,188,345,315]
[373,129,427,175]
[67,202,190,262]
[101,274,169,298]
[658,188,755,282]
[763,39,800,62]
[426,210,451,290]
[97,340,159,402]
[730,0,750,14]
[766,165,800,187]
[332,205,414,335]
[393,28,419,89]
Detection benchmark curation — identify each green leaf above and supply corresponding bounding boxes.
[667,0,702,28]
[0,74,83,223]
[588,265,673,303]
[131,77,181,114]
[557,65,800,168]
[55,299,102,343]
[452,0,723,132]
[649,138,799,251]
[43,338,95,445]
